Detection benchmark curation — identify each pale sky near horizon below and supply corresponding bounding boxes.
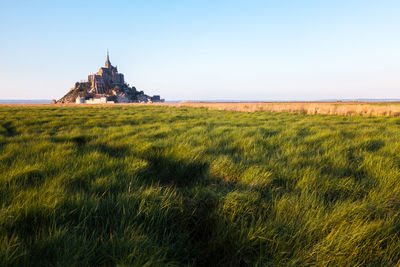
[0,0,399,101]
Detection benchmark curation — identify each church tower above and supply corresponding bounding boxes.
[105,50,111,69]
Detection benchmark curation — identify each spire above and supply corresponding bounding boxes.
[105,49,111,68]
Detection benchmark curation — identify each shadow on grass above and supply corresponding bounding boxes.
[360,139,385,152]
[1,121,18,137]
[51,135,130,158]
[50,135,93,146]
[86,143,131,158]
[137,148,209,187]
[8,168,45,188]
[3,144,265,266]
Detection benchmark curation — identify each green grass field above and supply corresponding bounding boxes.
[1,105,400,266]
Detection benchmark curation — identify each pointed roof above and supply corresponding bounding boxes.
[105,50,112,68]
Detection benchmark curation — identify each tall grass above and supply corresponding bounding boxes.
[1,105,400,266]
[166,101,400,116]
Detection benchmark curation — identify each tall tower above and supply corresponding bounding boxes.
[105,50,111,68]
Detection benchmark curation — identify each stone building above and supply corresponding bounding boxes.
[88,52,124,94]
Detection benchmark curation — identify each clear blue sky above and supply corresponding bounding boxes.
[1,0,400,100]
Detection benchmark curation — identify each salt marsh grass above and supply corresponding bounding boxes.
[168,101,400,116]
[1,105,400,266]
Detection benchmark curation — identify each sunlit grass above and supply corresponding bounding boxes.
[165,101,400,116]
[1,105,400,266]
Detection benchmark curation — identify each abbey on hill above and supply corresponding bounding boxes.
[57,52,164,104]
[88,52,125,94]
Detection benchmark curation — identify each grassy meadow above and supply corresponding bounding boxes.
[1,105,400,266]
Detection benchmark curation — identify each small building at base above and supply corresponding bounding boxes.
[76,97,85,104]
[75,96,115,104]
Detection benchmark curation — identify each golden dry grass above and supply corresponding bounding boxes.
[168,102,400,116]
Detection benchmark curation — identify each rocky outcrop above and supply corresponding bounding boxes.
[58,82,91,104]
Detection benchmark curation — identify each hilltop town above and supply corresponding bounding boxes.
[57,52,164,104]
